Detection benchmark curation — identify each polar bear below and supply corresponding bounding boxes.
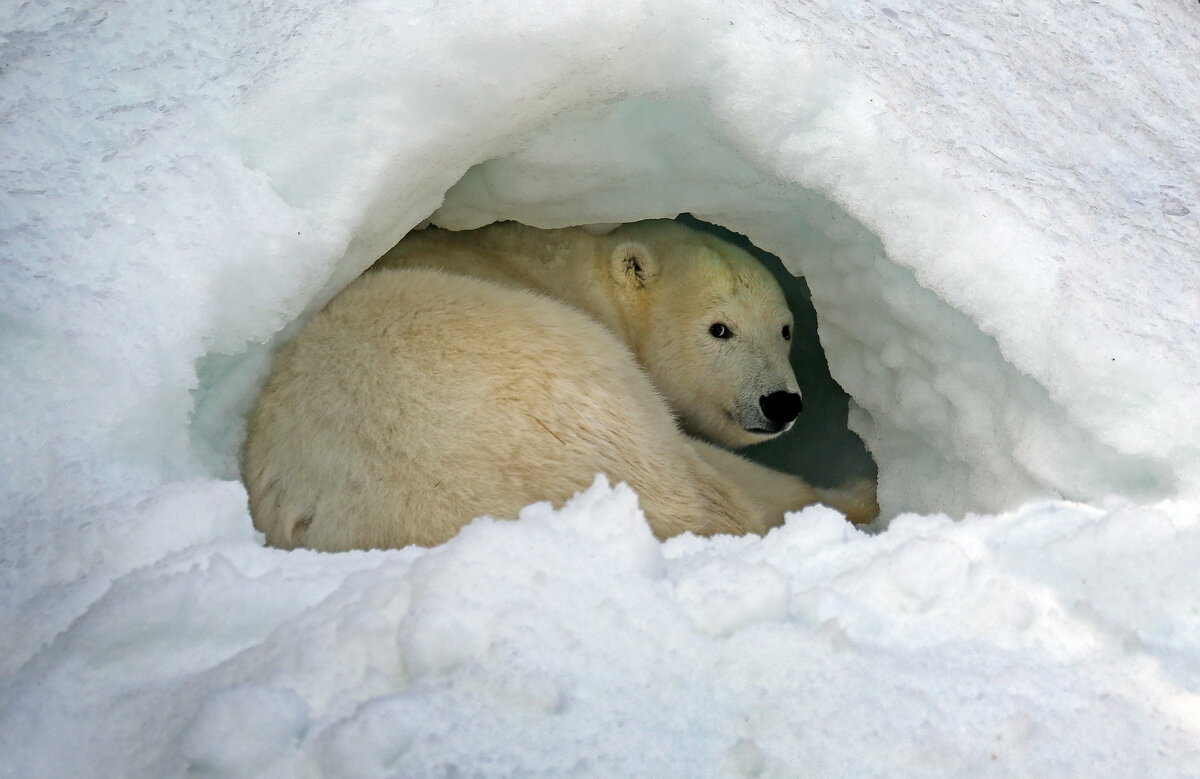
[243,220,875,551]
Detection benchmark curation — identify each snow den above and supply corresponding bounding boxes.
[6,1,1200,775]
[199,94,1174,524]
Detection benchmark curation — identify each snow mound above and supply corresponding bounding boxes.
[2,480,1199,775]
[3,0,1200,774]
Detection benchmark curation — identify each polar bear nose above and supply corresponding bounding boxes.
[760,391,803,428]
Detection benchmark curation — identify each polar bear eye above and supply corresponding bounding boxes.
[709,323,732,339]
[782,325,791,341]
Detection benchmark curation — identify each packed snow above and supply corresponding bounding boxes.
[2,0,1199,776]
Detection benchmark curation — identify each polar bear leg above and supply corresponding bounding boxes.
[687,439,878,528]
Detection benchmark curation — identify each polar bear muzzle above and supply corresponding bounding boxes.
[731,388,803,437]
[759,390,803,431]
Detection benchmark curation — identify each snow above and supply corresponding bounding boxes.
[3,480,1199,775]
[2,0,1199,775]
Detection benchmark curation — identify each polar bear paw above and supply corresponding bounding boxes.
[819,479,879,525]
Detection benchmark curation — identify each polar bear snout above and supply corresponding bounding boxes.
[759,390,803,431]
[731,389,801,438]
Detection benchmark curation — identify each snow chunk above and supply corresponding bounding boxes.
[671,558,791,637]
[181,684,308,778]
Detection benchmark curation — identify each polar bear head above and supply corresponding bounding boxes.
[604,221,802,449]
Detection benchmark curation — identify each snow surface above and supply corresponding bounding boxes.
[3,0,1200,775]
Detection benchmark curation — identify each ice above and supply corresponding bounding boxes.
[3,0,1200,775]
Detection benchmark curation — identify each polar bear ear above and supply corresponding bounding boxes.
[611,242,659,290]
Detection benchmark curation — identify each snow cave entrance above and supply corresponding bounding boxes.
[195,95,1174,527]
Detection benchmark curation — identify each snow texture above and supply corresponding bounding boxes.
[2,0,1200,775]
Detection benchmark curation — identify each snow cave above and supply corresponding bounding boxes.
[198,91,1177,521]
[4,1,1200,775]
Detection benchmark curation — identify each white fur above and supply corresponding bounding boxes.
[244,221,876,551]
[380,220,802,447]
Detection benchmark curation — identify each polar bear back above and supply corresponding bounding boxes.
[244,267,755,550]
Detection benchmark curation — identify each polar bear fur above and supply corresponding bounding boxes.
[379,220,807,448]
[244,221,876,551]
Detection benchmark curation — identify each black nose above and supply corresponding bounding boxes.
[760,391,803,428]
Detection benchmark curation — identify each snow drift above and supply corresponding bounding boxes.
[2,0,1199,775]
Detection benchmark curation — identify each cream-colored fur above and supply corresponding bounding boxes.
[379,220,801,448]
[244,221,876,552]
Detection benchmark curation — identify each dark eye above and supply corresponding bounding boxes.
[709,323,732,339]
[782,325,791,341]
